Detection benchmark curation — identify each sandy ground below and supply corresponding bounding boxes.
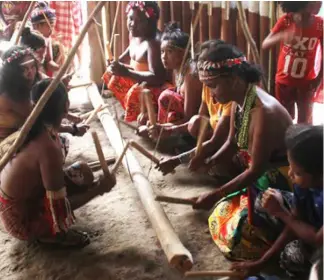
[0,85,231,280]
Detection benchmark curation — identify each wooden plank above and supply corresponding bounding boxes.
[87,84,193,273]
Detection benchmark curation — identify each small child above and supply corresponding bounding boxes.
[232,124,323,279]
[262,2,323,124]
[31,2,66,77]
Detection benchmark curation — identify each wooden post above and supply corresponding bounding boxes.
[111,141,130,174]
[87,84,193,272]
[11,2,36,45]
[0,1,106,172]
[237,1,268,92]
[93,19,106,68]
[208,2,221,40]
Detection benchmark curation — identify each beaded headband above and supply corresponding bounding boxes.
[3,48,32,65]
[126,1,157,19]
[197,56,246,81]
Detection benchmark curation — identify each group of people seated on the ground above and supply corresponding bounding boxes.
[0,1,322,279]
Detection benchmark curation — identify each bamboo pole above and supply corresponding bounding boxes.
[0,1,106,172]
[80,104,109,120]
[69,82,93,90]
[117,119,139,131]
[113,34,120,60]
[129,140,160,165]
[106,42,113,61]
[12,2,36,45]
[195,116,209,156]
[87,85,193,272]
[109,1,121,49]
[84,104,103,125]
[237,1,268,91]
[185,270,246,278]
[143,89,157,126]
[88,157,116,169]
[111,141,130,174]
[93,19,106,68]
[155,195,195,206]
[91,131,112,179]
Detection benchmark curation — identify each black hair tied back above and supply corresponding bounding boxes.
[161,22,189,49]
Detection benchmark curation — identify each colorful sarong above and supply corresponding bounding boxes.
[208,151,293,261]
[0,163,89,241]
[102,60,171,122]
[157,88,184,123]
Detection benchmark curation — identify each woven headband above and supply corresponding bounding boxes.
[126,1,157,19]
[197,56,247,71]
[31,8,56,23]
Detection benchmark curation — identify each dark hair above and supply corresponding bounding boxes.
[279,2,310,13]
[128,1,160,38]
[31,1,56,24]
[197,40,262,84]
[285,125,323,177]
[0,46,37,102]
[161,22,189,49]
[21,27,46,51]
[27,79,68,141]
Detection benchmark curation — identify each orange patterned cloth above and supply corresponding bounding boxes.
[102,60,172,122]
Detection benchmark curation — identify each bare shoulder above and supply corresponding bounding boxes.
[147,38,161,50]
[30,130,62,160]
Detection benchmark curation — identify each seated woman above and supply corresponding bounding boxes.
[0,46,86,146]
[30,2,66,77]
[233,125,323,279]
[157,41,233,176]
[190,40,293,260]
[102,1,170,123]
[0,79,116,248]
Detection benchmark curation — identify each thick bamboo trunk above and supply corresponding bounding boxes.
[87,84,193,273]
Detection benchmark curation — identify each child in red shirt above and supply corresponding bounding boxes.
[263,2,323,124]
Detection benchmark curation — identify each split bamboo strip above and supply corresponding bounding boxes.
[129,140,160,165]
[84,104,103,125]
[195,116,209,156]
[87,84,193,272]
[0,1,106,172]
[80,104,109,120]
[114,34,120,60]
[237,1,268,91]
[109,1,121,49]
[111,141,130,174]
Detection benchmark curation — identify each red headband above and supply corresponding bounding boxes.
[126,1,156,19]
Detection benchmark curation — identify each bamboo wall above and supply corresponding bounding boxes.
[91,1,279,94]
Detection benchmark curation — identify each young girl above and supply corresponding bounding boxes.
[102,1,170,123]
[0,79,116,248]
[31,2,66,77]
[262,2,323,124]
[232,125,323,279]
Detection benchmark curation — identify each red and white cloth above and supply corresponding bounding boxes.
[49,1,82,49]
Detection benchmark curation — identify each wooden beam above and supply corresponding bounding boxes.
[87,84,193,272]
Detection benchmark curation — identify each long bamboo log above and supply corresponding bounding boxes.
[12,2,36,45]
[87,84,193,272]
[155,195,195,206]
[237,1,268,91]
[0,1,106,172]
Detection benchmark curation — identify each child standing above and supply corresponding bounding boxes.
[262,2,323,124]
[232,125,323,279]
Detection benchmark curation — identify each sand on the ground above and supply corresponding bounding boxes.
[0,86,230,280]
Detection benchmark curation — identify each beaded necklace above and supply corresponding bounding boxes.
[234,84,257,150]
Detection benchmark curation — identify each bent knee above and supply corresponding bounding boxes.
[188,115,203,138]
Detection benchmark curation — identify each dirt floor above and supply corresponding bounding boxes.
[0,85,233,280]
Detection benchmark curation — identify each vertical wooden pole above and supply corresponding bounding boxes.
[182,2,191,34]
[199,4,208,43]
[247,2,260,62]
[208,2,222,40]
[260,2,270,85]
[121,1,129,52]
